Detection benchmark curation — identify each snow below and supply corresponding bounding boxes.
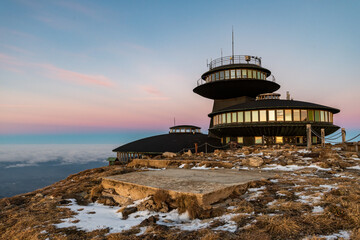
[191,165,211,170]
[178,164,186,168]
[297,149,311,153]
[347,165,360,170]
[261,164,331,171]
[312,206,324,213]
[306,230,350,240]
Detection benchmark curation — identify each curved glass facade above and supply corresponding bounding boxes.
[205,69,267,83]
[213,109,333,126]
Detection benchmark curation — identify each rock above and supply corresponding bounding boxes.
[118,206,137,219]
[184,150,192,157]
[112,195,132,206]
[35,193,43,198]
[243,157,264,167]
[162,152,177,158]
[303,152,320,158]
[139,215,159,226]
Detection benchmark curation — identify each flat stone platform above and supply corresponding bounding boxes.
[102,169,275,206]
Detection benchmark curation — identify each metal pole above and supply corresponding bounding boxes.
[307,124,312,150]
[321,128,325,148]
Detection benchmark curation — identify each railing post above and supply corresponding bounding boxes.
[321,128,325,148]
[307,124,312,150]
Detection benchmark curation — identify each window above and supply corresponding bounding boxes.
[226,137,230,144]
[242,69,247,78]
[293,110,300,121]
[260,110,267,122]
[248,70,252,78]
[268,110,275,121]
[237,137,243,144]
[220,71,224,80]
[276,109,284,121]
[301,110,308,121]
[255,136,263,144]
[231,70,236,79]
[232,112,237,123]
[252,110,259,122]
[257,72,260,79]
[253,70,257,79]
[226,113,231,123]
[276,136,283,144]
[222,113,226,124]
[236,69,241,78]
[225,70,230,79]
[296,136,303,144]
[320,110,325,122]
[221,138,224,144]
[218,114,222,124]
[324,111,328,122]
[245,111,251,122]
[213,116,217,125]
[329,112,333,122]
[215,72,219,80]
[312,136,317,144]
[315,110,320,122]
[308,110,314,121]
[238,112,244,123]
[285,109,292,121]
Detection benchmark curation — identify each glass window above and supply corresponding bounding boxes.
[276,136,283,144]
[236,69,241,78]
[257,71,260,79]
[259,110,267,122]
[285,109,292,121]
[315,110,320,122]
[252,110,259,122]
[222,113,226,124]
[218,115,221,124]
[293,110,300,121]
[215,72,219,80]
[221,138,224,144]
[213,116,217,125]
[242,69,247,78]
[320,111,325,122]
[312,136,317,144]
[324,111,328,122]
[308,110,314,121]
[220,71,224,80]
[248,70,252,78]
[268,110,275,121]
[276,109,284,121]
[253,70,257,79]
[226,137,230,144]
[245,111,251,122]
[226,113,231,123]
[237,137,243,144]
[255,136,263,144]
[212,74,215,81]
[329,112,333,122]
[232,112,237,123]
[238,112,243,123]
[231,70,236,79]
[225,70,230,79]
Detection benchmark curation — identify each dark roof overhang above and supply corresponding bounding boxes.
[170,125,201,129]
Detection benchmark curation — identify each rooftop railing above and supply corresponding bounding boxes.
[196,74,276,87]
[208,55,262,69]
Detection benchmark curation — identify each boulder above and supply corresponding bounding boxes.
[162,152,177,158]
[118,206,137,219]
[184,150,192,157]
[242,157,264,167]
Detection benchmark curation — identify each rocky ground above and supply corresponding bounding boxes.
[0,145,359,240]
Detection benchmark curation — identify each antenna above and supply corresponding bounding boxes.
[232,26,234,63]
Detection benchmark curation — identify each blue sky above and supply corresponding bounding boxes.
[0,0,359,143]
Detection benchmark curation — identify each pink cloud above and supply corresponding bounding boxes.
[137,85,168,100]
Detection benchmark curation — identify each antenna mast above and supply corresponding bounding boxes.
[232,26,234,63]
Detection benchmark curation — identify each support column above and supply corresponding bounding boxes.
[195,143,198,154]
[341,128,346,144]
[321,129,325,148]
[307,124,312,150]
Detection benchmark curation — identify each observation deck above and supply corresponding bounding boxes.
[193,55,280,99]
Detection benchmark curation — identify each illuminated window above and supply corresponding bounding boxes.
[220,71,224,80]
[252,111,259,122]
[308,110,314,121]
[215,72,219,80]
[226,137,230,144]
[236,69,241,78]
[296,136,303,144]
[268,110,275,121]
[329,112,333,122]
[315,110,320,122]
[285,109,292,121]
[226,113,231,123]
[245,111,251,122]
[276,109,284,121]
[232,112,237,123]
[320,111,324,122]
[213,116,217,125]
[242,69,247,78]
[225,70,230,79]
[259,110,267,122]
[218,115,221,124]
[276,136,283,144]
[293,110,300,121]
[231,70,236,79]
[324,111,328,122]
[221,138,224,144]
[237,137,243,144]
[253,70,257,79]
[312,136,317,144]
[248,70,252,78]
[222,113,226,124]
[238,112,244,123]
[257,72,260,79]
[255,136,263,144]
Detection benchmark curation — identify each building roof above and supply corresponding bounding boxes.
[113,133,221,154]
[209,99,340,116]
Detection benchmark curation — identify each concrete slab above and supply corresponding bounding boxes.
[102,169,275,206]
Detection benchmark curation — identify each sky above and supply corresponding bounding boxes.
[0,0,359,144]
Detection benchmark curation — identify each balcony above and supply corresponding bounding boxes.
[208,55,262,69]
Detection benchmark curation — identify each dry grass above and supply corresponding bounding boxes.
[256,215,302,239]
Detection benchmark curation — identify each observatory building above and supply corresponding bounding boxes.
[193,55,340,145]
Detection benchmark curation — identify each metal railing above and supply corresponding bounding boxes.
[208,55,262,69]
[196,74,276,87]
